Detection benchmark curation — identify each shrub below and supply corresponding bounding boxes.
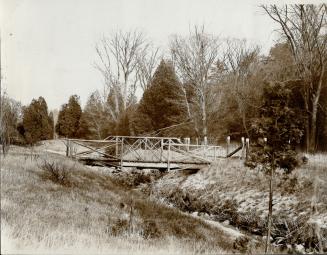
[38,158,74,186]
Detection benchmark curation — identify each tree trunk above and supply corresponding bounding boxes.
[310,100,318,152]
[309,69,324,152]
[201,98,207,140]
[265,157,275,254]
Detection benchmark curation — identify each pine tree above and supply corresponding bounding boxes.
[55,95,82,138]
[133,60,187,135]
[23,97,53,144]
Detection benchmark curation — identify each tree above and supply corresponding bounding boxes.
[247,81,305,253]
[83,91,114,139]
[224,39,262,136]
[23,97,53,144]
[94,30,159,122]
[133,60,188,136]
[170,25,223,140]
[248,81,305,171]
[75,112,92,139]
[262,4,327,152]
[55,95,82,138]
[0,93,22,153]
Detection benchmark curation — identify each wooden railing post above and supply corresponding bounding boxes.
[226,136,230,157]
[160,138,164,162]
[241,137,245,160]
[167,139,171,171]
[245,138,250,161]
[115,137,119,157]
[120,137,124,169]
[204,136,208,146]
[65,138,69,157]
[186,137,190,151]
[214,146,217,160]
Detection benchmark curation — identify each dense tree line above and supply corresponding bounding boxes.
[1,4,326,154]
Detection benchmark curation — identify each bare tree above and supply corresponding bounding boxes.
[95,30,158,121]
[170,25,222,139]
[84,90,112,139]
[262,4,327,152]
[136,45,160,91]
[224,39,261,136]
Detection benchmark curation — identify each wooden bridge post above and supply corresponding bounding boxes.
[226,136,230,157]
[214,146,217,160]
[115,137,119,157]
[204,136,208,145]
[241,137,245,159]
[167,139,171,171]
[120,137,124,169]
[160,138,164,162]
[65,139,69,157]
[245,138,250,161]
[69,140,73,157]
[186,137,190,151]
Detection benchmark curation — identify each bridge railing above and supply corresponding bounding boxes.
[63,135,249,169]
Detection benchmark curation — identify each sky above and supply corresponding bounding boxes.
[0,0,285,110]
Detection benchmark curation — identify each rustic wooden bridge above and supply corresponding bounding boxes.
[64,135,248,170]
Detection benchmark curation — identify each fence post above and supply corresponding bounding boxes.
[204,136,208,146]
[226,136,230,157]
[167,139,171,171]
[120,137,124,169]
[245,138,250,161]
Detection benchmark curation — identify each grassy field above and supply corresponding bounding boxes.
[1,146,239,254]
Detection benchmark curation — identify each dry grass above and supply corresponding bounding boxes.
[0,148,235,254]
[152,155,327,252]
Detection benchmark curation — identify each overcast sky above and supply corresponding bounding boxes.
[0,0,287,110]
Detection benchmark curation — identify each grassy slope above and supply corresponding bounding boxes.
[152,155,327,252]
[0,147,237,254]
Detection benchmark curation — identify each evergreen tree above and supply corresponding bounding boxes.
[23,97,53,144]
[133,60,187,135]
[75,112,92,139]
[55,95,82,138]
[247,81,305,172]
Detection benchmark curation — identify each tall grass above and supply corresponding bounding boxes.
[1,149,234,254]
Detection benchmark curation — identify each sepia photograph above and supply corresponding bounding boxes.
[0,0,326,254]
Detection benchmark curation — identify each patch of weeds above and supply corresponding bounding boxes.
[111,218,129,236]
[142,219,161,239]
[233,236,251,253]
[113,171,154,189]
[279,175,299,194]
[38,158,74,187]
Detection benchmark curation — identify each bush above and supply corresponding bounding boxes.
[38,158,74,186]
